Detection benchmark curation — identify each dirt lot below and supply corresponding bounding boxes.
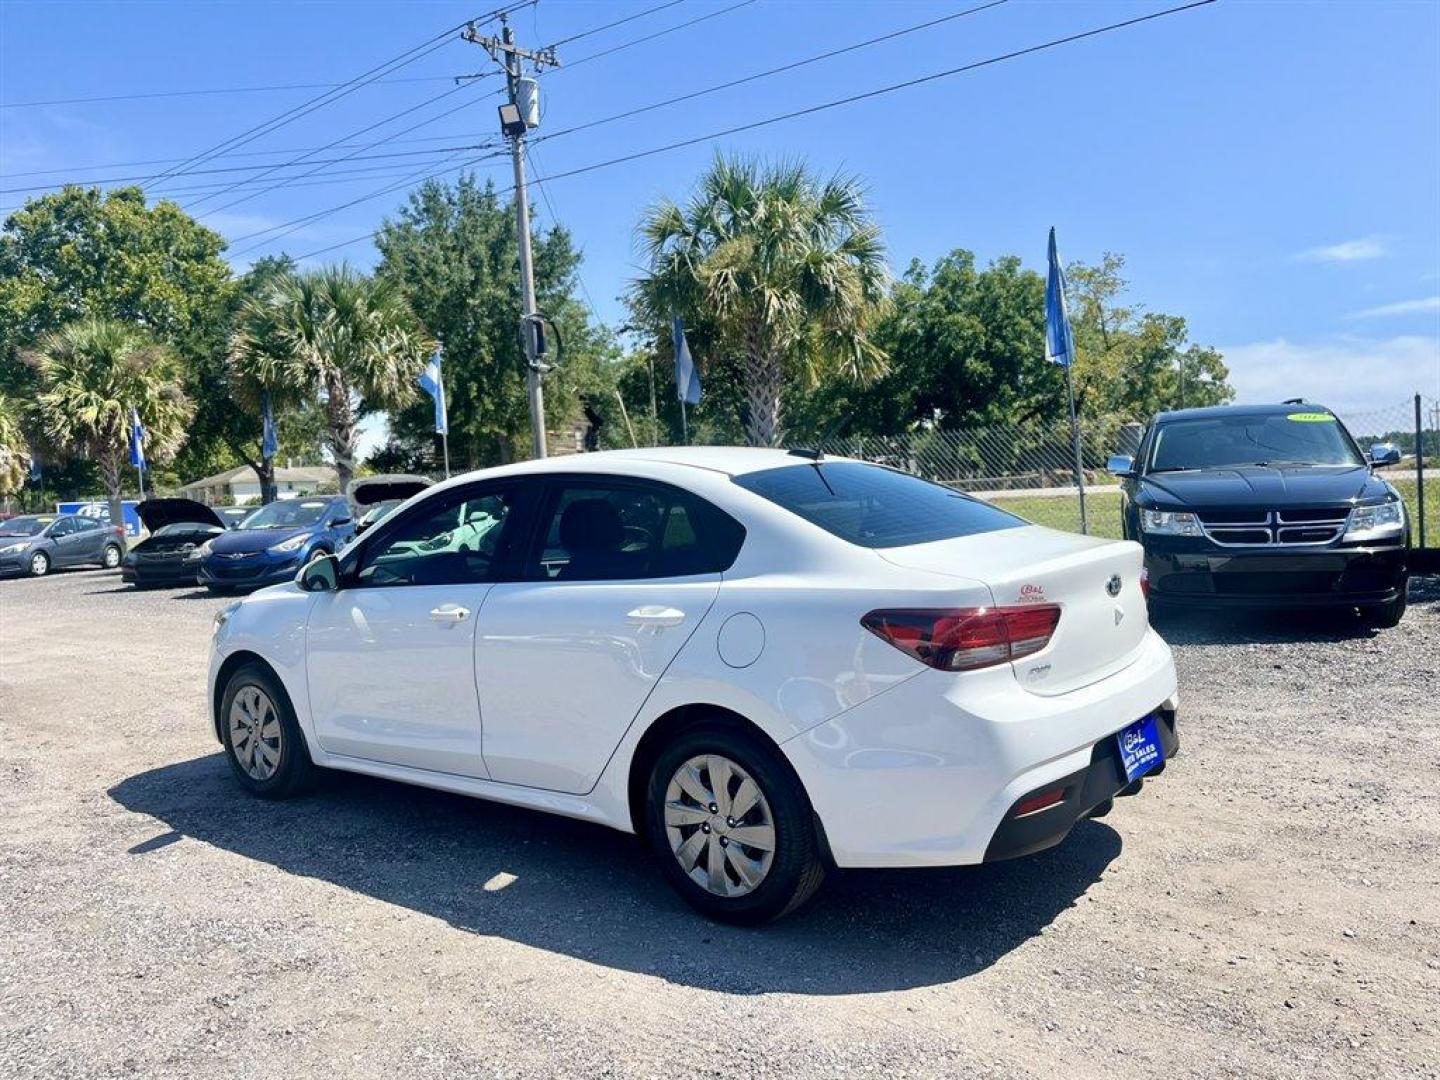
[1,568,1437,1079]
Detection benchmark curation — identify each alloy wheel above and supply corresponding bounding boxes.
[228,685,282,781]
[30,552,48,576]
[103,546,121,568]
[664,754,776,898]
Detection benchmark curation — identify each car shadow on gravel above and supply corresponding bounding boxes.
[1150,574,1437,646]
[110,754,1123,995]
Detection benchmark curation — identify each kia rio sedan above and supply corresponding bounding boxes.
[209,448,1179,923]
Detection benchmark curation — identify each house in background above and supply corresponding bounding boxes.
[176,465,339,506]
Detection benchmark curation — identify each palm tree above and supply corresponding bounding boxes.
[30,319,192,531]
[0,391,31,500]
[632,155,891,446]
[229,265,432,491]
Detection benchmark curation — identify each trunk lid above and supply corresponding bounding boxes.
[878,525,1149,695]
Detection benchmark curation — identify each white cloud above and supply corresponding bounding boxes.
[1346,296,1440,320]
[1219,335,1440,413]
[1294,237,1387,263]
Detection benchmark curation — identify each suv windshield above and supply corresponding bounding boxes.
[1148,413,1364,472]
[0,515,55,536]
[238,499,330,530]
[735,461,1024,548]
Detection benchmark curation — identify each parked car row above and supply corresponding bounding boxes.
[2,475,432,591]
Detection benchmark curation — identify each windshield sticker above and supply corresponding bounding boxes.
[1286,412,1335,423]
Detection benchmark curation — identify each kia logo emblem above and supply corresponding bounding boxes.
[1106,574,1123,597]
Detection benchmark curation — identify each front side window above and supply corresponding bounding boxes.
[1147,413,1364,472]
[238,499,330,530]
[530,482,743,581]
[735,461,1024,548]
[356,489,518,587]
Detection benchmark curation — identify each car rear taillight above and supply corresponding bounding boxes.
[112,526,125,538]
[1139,567,1150,600]
[860,605,1062,672]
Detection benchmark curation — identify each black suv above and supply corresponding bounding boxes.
[1110,403,1410,627]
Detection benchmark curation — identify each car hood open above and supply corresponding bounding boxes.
[135,498,226,532]
[348,474,431,512]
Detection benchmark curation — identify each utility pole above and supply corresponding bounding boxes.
[463,15,559,459]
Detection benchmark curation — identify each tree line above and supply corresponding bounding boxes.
[0,153,1232,514]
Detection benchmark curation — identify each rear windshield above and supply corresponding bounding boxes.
[734,461,1025,548]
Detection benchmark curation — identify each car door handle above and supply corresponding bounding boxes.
[429,605,470,624]
[626,605,686,628]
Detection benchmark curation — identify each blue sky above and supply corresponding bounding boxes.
[3,0,1438,428]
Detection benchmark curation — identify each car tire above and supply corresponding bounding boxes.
[645,723,826,925]
[1362,587,1407,629]
[28,550,50,577]
[101,543,123,569]
[220,662,317,799]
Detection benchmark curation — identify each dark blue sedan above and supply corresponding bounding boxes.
[197,496,354,594]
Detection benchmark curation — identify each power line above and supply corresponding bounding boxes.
[544,0,687,49]
[525,143,605,325]
[286,0,1217,263]
[563,0,757,70]
[146,1,533,188]
[0,76,463,110]
[217,0,753,258]
[535,0,1008,147]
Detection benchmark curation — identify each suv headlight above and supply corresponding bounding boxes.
[270,533,308,553]
[1140,509,1204,536]
[1344,498,1404,542]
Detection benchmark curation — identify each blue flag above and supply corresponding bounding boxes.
[1045,226,1075,368]
[418,347,448,436]
[128,407,146,470]
[261,391,279,459]
[672,315,701,406]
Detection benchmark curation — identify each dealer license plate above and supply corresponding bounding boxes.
[1117,713,1162,782]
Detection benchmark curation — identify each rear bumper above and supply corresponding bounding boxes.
[1143,542,1407,608]
[782,628,1179,869]
[984,710,1178,861]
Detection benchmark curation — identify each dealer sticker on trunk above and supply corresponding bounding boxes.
[1117,713,1163,782]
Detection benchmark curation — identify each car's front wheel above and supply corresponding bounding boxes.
[220,662,316,799]
[1362,587,1407,629]
[28,550,50,577]
[645,724,825,925]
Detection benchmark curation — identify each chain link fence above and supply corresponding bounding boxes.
[819,397,1439,547]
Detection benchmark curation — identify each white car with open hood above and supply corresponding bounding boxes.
[208,447,1179,923]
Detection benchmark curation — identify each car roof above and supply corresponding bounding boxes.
[1152,403,1336,423]
[439,446,841,486]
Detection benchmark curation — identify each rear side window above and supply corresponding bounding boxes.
[529,481,744,581]
[735,461,1024,548]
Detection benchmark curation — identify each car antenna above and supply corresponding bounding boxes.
[1282,397,1306,405]
[787,447,823,460]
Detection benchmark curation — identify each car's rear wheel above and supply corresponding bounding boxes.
[101,543,122,569]
[28,550,50,577]
[1362,587,1407,629]
[220,662,316,799]
[645,724,825,925]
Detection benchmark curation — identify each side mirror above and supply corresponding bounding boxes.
[1107,454,1136,476]
[1369,443,1401,467]
[298,552,340,592]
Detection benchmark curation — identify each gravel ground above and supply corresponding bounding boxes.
[1,568,1437,1079]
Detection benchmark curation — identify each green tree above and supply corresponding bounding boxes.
[1066,253,1232,417]
[375,175,610,467]
[0,391,30,497]
[0,186,230,384]
[29,319,193,530]
[631,154,890,447]
[228,265,432,491]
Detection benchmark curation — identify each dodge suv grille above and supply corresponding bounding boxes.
[1195,508,1349,547]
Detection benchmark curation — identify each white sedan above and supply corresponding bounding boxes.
[209,448,1179,923]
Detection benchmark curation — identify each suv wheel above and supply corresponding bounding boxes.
[220,662,317,799]
[1362,587,1407,629]
[646,724,825,925]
